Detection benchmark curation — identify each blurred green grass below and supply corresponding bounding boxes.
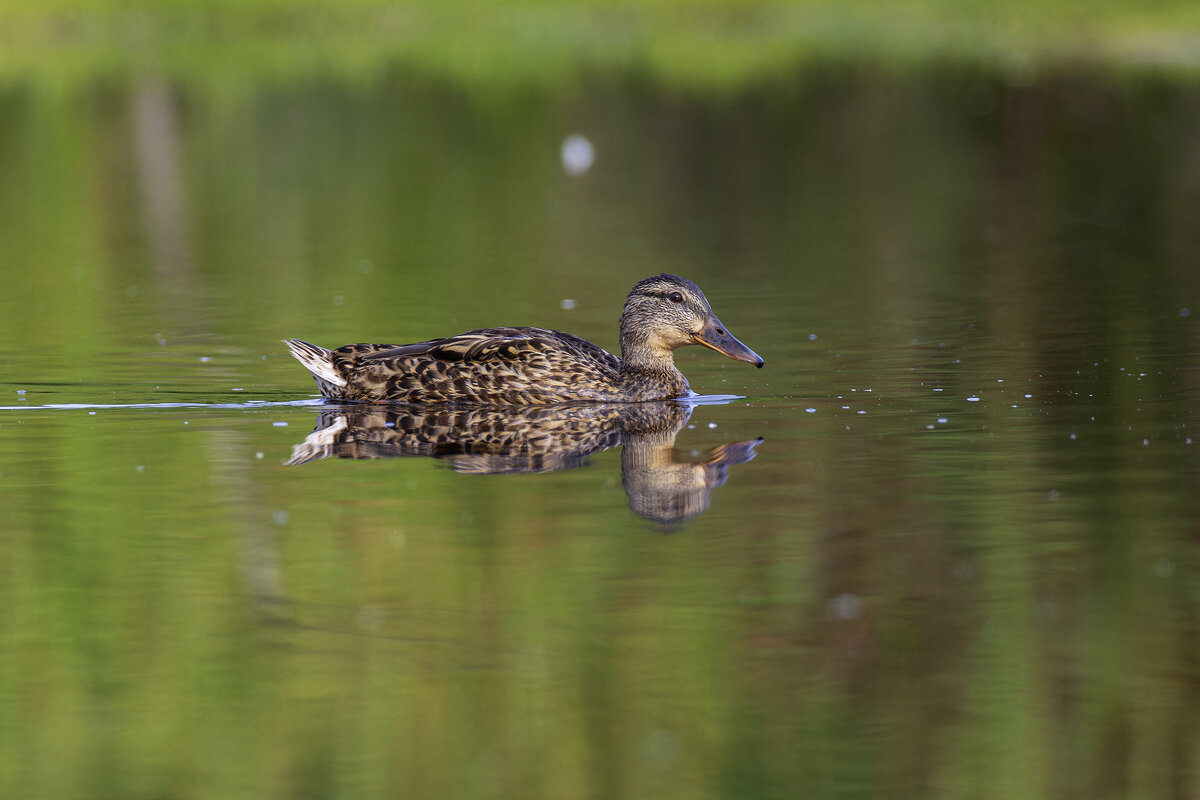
[2,0,1199,90]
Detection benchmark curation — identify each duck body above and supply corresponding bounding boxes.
[285,275,762,405]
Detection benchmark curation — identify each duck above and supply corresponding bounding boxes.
[284,274,763,404]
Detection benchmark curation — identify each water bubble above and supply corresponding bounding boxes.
[707,422,718,429]
[806,408,817,413]
[809,333,818,341]
[560,298,576,310]
[255,452,264,459]
[272,421,288,427]
[966,396,980,402]
[199,356,212,363]
[561,134,595,175]
[829,593,863,620]
[937,417,948,424]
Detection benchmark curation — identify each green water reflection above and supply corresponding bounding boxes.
[1,60,1199,799]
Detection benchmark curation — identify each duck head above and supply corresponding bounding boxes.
[618,274,764,371]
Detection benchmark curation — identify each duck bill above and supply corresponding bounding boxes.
[693,317,764,368]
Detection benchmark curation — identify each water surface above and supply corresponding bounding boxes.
[1,64,1198,799]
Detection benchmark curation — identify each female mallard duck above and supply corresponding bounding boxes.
[284,274,762,404]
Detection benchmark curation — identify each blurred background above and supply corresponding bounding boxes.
[1,2,1199,799]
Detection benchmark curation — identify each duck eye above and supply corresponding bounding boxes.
[668,292,684,303]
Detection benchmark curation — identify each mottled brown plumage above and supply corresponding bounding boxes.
[284,274,762,404]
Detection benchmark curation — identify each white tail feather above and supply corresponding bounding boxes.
[283,338,347,388]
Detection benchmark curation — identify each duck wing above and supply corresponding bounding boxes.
[337,327,623,403]
[360,327,618,366]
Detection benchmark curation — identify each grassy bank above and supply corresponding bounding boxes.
[2,1,1199,91]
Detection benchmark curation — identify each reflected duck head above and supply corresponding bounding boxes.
[618,274,764,369]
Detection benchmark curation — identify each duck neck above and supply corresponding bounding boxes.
[618,332,690,396]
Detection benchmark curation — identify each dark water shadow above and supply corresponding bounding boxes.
[286,399,762,528]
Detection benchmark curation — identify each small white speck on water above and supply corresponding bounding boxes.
[1048,489,1061,502]
[707,422,718,429]
[808,333,818,341]
[183,420,189,425]
[966,396,981,402]
[199,356,212,363]
[16,389,25,395]
[359,259,374,274]
[829,593,863,620]
[1143,438,1150,446]
[560,298,576,310]
[231,388,244,392]
[926,424,935,430]
[273,510,290,525]
[272,421,288,427]
[89,411,96,415]
[1024,393,1032,399]
[857,410,867,415]
[932,388,944,392]
[333,295,345,306]
[561,133,595,175]
[135,465,145,473]
[1069,433,1077,440]
[937,418,948,424]
[255,452,264,459]
[806,408,817,413]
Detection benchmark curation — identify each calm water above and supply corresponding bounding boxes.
[1,65,1199,799]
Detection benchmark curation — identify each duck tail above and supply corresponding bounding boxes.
[283,338,347,394]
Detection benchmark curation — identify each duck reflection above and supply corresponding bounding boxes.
[286,402,761,526]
